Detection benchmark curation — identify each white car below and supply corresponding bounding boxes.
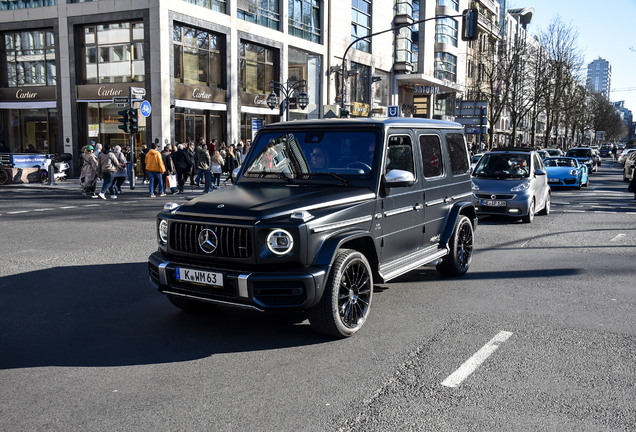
[470,153,484,171]
[623,152,636,182]
[617,148,636,165]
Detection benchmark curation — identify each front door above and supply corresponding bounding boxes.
[380,131,425,263]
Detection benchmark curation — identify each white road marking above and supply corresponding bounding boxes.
[564,210,585,213]
[59,206,77,209]
[7,210,29,214]
[33,208,54,211]
[82,204,100,207]
[594,211,617,214]
[551,202,570,205]
[441,331,513,388]
[610,234,626,242]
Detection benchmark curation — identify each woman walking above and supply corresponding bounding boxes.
[112,145,127,194]
[80,145,99,197]
[210,150,224,190]
[97,144,124,199]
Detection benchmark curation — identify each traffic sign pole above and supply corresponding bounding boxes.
[129,87,136,190]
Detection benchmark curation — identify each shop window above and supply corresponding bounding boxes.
[288,47,321,119]
[349,61,370,104]
[80,21,144,84]
[173,24,224,88]
[3,29,55,87]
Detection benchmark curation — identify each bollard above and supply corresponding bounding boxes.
[47,161,56,185]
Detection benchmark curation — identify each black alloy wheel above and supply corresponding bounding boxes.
[437,215,474,277]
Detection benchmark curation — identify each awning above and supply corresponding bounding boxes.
[176,99,227,111]
[0,101,56,109]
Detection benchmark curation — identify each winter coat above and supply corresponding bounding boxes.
[80,152,99,188]
[161,150,176,175]
[145,148,165,173]
[98,151,121,174]
[196,145,211,170]
[113,151,127,178]
[171,148,192,171]
[210,159,224,174]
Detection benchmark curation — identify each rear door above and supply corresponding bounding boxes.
[417,131,449,246]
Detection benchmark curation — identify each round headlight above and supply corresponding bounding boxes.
[159,219,168,244]
[266,229,294,255]
[569,169,578,176]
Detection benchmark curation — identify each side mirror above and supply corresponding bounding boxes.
[535,169,547,176]
[385,169,415,188]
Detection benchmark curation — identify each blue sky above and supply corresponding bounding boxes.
[508,0,636,112]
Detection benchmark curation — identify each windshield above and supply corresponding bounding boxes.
[566,149,592,158]
[473,153,531,178]
[545,157,577,168]
[242,129,380,182]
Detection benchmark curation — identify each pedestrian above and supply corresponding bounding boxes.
[210,150,224,190]
[194,138,207,186]
[145,142,166,197]
[196,140,212,193]
[235,143,244,166]
[97,144,124,199]
[612,144,618,162]
[171,143,193,192]
[112,145,127,194]
[207,138,217,156]
[93,142,102,159]
[161,144,178,195]
[139,144,149,184]
[187,141,196,186]
[80,144,99,197]
[224,144,237,184]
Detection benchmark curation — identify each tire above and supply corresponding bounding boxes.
[167,293,214,312]
[538,192,550,216]
[436,215,474,277]
[39,171,48,184]
[522,199,535,223]
[306,249,373,338]
[0,169,8,185]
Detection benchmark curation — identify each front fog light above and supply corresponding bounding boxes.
[267,229,294,255]
[159,220,168,244]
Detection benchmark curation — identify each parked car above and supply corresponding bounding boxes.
[536,149,550,160]
[592,149,602,166]
[566,147,597,173]
[471,147,550,223]
[617,148,636,165]
[545,148,565,157]
[149,118,477,338]
[623,151,636,182]
[470,153,484,171]
[543,157,589,189]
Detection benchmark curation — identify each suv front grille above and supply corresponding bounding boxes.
[170,222,252,258]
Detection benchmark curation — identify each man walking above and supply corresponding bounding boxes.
[196,140,211,193]
[145,142,166,197]
[171,143,192,193]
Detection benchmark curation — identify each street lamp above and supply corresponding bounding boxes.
[266,79,309,121]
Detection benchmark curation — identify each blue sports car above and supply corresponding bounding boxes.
[543,157,589,189]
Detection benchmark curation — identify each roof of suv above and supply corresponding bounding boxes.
[261,117,464,130]
[488,147,536,153]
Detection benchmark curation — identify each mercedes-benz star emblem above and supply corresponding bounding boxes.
[491,194,497,200]
[198,228,218,254]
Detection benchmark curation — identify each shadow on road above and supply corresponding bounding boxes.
[0,263,329,370]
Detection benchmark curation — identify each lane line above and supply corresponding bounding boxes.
[59,206,77,209]
[441,331,513,388]
[7,210,29,214]
[610,234,626,242]
[33,208,54,211]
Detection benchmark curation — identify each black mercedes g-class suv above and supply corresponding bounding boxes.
[149,118,476,337]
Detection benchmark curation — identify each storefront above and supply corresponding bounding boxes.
[0,86,58,154]
[240,92,277,142]
[396,80,461,120]
[174,84,226,144]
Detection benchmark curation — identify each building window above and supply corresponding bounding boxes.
[173,25,224,88]
[82,22,145,84]
[349,61,370,104]
[0,0,56,9]
[179,0,226,13]
[288,47,321,119]
[411,0,419,73]
[240,42,276,94]
[372,69,389,109]
[288,0,321,43]
[238,0,280,30]
[395,27,412,64]
[434,52,457,82]
[435,17,458,47]
[351,0,371,53]
[436,0,458,11]
[3,30,56,87]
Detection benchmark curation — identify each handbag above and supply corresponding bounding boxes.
[166,174,177,188]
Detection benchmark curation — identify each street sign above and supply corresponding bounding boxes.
[130,87,146,97]
[113,97,128,105]
[140,100,152,117]
[465,127,488,134]
[388,105,400,117]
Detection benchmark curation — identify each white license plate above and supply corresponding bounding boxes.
[176,267,224,287]
[481,200,506,207]
[548,178,560,183]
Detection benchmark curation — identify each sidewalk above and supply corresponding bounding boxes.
[2,177,216,196]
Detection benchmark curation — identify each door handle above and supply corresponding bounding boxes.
[414,203,423,211]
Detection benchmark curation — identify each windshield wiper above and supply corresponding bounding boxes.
[245,171,293,184]
[306,172,351,186]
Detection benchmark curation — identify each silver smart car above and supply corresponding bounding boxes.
[471,148,551,223]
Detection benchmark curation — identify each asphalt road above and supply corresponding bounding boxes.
[1,161,635,431]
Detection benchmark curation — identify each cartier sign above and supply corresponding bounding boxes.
[77,83,139,100]
[175,84,226,104]
[97,86,123,97]
[241,91,277,108]
[0,86,56,102]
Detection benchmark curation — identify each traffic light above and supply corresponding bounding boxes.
[128,108,139,133]
[117,109,129,133]
[462,8,478,41]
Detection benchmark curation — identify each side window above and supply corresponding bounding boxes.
[446,133,469,175]
[386,135,414,175]
[533,154,543,170]
[419,134,444,178]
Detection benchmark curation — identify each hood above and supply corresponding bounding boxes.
[545,166,578,175]
[472,177,529,192]
[174,183,376,221]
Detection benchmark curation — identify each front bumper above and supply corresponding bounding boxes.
[148,251,327,311]
[472,192,531,217]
